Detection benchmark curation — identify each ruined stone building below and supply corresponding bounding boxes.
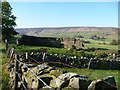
[63,38,84,49]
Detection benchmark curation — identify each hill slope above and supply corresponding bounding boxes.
[15,27,118,42]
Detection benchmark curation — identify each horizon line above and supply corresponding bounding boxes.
[15,26,118,29]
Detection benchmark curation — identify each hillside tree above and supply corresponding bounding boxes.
[2,0,18,40]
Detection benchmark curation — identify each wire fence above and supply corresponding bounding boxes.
[4,43,54,89]
[16,72,27,90]
[28,55,77,68]
[15,56,54,90]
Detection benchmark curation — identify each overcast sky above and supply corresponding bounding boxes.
[9,1,118,28]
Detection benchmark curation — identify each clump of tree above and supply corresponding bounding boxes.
[109,39,118,45]
[90,35,106,40]
[89,35,99,40]
[2,0,18,40]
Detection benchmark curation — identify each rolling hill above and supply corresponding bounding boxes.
[15,27,118,40]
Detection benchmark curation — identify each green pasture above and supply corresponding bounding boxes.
[85,43,118,50]
[58,67,120,89]
[80,38,118,50]
[12,44,68,54]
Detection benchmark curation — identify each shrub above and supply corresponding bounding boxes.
[109,39,118,45]
[93,50,108,58]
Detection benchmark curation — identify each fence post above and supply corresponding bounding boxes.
[25,52,28,60]
[88,58,92,69]
[9,48,14,60]
[25,52,28,62]
[5,39,9,52]
[42,52,46,62]
[14,54,19,89]
[16,39,19,45]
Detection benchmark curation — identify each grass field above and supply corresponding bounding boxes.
[58,67,120,89]
[85,43,118,50]
[12,44,68,54]
[79,38,118,50]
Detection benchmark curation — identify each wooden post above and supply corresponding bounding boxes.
[5,39,9,52]
[25,52,28,60]
[9,48,14,60]
[16,39,19,45]
[42,52,46,62]
[25,52,29,62]
[14,54,19,89]
[88,58,92,69]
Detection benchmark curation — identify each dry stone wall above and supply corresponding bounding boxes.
[8,63,117,90]
[21,52,120,70]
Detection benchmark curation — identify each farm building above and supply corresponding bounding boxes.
[18,35,64,48]
[63,38,84,49]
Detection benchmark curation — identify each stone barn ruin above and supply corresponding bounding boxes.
[63,38,84,49]
[18,35,64,48]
